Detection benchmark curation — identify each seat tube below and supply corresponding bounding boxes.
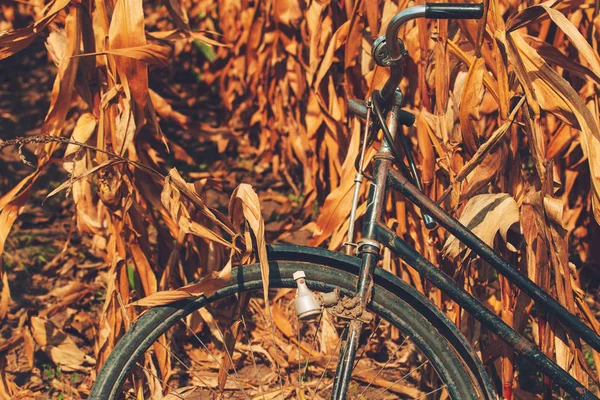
[330,105,398,399]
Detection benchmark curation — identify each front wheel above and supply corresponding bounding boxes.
[91,245,492,399]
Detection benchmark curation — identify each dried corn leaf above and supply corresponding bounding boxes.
[162,0,190,30]
[274,0,303,26]
[459,57,485,157]
[434,39,450,113]
[0,273,9,321]
[508,33,600,224]
[417,113,435,186]
[460,143,508,201]
[130,242,158,297]
[0,170,40,280]
[228,184,270,317]
[149,89,189,127]
[507,2,600,79]
[147,29,224,47]
[443,194,520,260]
[0,0,70,60]
[41,4,81,150]
[524,35,600,85]
[132,259,232,307]
[65,113,97,157]
[77,44,171,67]
[272,303,294,338]
[108,0,148,131]
[47,159,125,200]
[161,173,233,248]
[309,122,363,247]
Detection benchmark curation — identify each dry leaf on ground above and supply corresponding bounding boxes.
[30,316,95,372]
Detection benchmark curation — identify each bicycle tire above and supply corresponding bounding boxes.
[91,245,493,399]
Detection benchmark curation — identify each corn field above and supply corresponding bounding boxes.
[1,0,600,398]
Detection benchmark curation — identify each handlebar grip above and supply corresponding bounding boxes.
[425,3,484,19]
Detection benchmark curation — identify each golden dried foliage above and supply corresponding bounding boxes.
[0,0,600,397]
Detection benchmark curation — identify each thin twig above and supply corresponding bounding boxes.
[1,135,238,240]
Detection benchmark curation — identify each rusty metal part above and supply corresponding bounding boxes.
[330,295,374,323]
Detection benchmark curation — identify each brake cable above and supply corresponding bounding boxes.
[372,90,437,229]
[371,91,418,187]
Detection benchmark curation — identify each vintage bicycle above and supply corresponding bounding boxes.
[90,3,600,399]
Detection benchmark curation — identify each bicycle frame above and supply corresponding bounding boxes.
[330,97,600,399]
[326,3,600,398]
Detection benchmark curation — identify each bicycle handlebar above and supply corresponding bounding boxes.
[381,3,483,100]
[354,3,483,230]
[385,5,426,63]
[425,3,484,19]
[386,3,484,60]
[348,99,415,127]
[348,2,484,230]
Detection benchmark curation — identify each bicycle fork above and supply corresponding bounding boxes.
[292,96,407,399]
[330,107,398,399]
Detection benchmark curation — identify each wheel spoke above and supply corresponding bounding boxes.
[182,319,251,399]
[372,360,430,399]
[210,313,248,390]
[241,312,267,400]
[267,323,286,392]
[134,361,185,400]
[250,297,286,393]
[352,317,384,372]
[298,317,303,392]
[416,384,448,399]
[148,334,221,398]
[311,324,348,398]
[301,313,323,381]
[358,336,408,397]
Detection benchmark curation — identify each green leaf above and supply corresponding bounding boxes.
[193,40,216,61]
[127,264,137,291]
